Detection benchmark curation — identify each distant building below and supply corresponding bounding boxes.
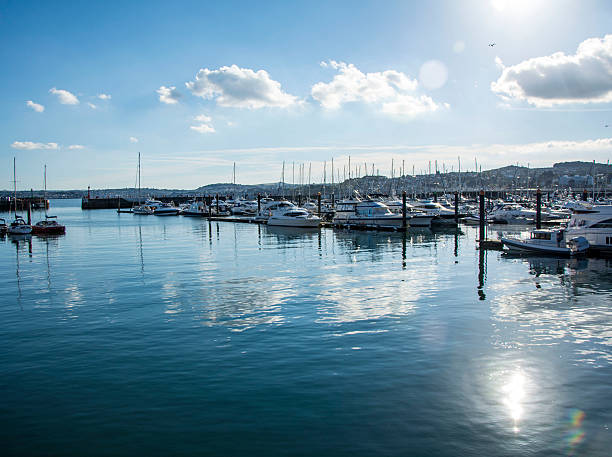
[559,175,594,187]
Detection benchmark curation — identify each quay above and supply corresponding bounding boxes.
[0,197,48,212]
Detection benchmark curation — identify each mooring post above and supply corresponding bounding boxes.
[433,192,437,203]
[402,191,407,230]
[479,190,485,243]
[536,188,542,229]
[257,193,261,215]
[582,189,588,201]
[331,193,335,209]
[298,194,302,207]
[216,193,220,215]
[454,191,459,223]
[317,192,321,216]
[27,202,31,225]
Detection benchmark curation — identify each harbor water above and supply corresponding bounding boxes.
[1,199,611,456]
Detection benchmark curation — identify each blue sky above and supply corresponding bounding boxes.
[1,0,612,189]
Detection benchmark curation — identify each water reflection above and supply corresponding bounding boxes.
[494,256,612,366]
[502,370,527,433]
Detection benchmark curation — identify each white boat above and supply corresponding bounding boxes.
[501,228,588,256]
[488,203,537,224]
[142,199,179,216]
[411,199,457,227]
[8,216,32,235]
[335,200,409,229]
[565,204,612,254]
[181,200,208,216]
[384,200,434,227]
[267,203,321,228]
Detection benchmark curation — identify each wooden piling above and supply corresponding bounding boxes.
[454,191,459,223]
[216,193,220,215]
[27,202,31,225]
[536,188,542,229]
[317,192,321,216]
[402,191,407,229]
[479,190,485,243]
[257,193,261,214]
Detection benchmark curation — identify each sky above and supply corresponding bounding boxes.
[1,0,612,190]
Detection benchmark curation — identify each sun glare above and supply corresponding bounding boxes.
[491,0,538,14]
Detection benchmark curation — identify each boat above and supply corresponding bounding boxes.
[565,204,612,254]
[131,153,154,214]
[501,228,589,256]
[32,216,66,235]
[8,216,32,235]
[32,165,66,235]
[139,198,179,216]
[7,158,32,235]
[0,218,7,234]
[335,200,409,229]
[488,203,537,224]
[181,200,208,216]
[411,199,458,227]
[385,199,434,227]
[266,201,321,227]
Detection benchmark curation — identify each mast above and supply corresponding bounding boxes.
[13,157,17,217]
[44,164,48,217]
[138,152,141,205]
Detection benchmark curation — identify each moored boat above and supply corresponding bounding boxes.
[32,216,66,235]
[501,228,588,256]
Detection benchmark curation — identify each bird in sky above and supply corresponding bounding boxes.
[488,42,496,47]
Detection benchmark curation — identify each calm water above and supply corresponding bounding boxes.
[1,200,611,456]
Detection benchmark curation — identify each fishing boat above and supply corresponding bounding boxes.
[501,228,588,256]
[7,158,32,235]
[32,165,66,235]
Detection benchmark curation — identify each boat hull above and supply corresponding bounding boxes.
[267,217,320,228]
[32,225,65,235]
[501,237,572,256]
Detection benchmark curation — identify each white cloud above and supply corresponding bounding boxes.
[129,137,139,143]
[97,93,111,100]
[26,100,44,112]
[190,114,215,133]
[68,144,85,150]
[186,64,297,109]
[382,95,448,117]
[312,60,445,117]
[157,85,181,104]
[11,141,59,150]
[49,87,79,105]
[491,34,612,107]
[190,124,216,134]
[87,102,97,109]
[312,61,419,109]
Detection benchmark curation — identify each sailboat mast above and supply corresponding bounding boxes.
[138,152,141,205]
[13,157,17,217]
[44,164,47,217]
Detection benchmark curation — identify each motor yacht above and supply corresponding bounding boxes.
[181,200,208,217]
[266,202,321,228]
[565,204,612,254]
[385,199,434,227]
[334,200,409,229]
[141,199,179,216]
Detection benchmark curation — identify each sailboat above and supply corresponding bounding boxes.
[7,158,32,235]
[32,165,66,235]
[132,152,154,215]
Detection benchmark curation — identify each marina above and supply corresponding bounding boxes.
[1,199,611,456]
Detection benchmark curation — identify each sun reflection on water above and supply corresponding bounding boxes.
[502,370,526,433]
